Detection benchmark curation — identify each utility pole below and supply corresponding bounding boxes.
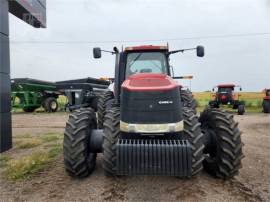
[0,0,11,152]
[0,0,46,152]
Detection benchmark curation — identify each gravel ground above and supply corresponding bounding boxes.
[0,112,269,202]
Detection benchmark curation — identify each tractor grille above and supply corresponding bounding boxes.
[116,139,192,176]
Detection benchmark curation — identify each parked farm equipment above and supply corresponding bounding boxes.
[11,78,60,112]
[173,76,196,113]
[262,89,270,113]
[209,84,245,115]
[56,77,110,111]
[63,45,243,179]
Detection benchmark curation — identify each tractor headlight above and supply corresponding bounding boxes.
[120,121,184,133]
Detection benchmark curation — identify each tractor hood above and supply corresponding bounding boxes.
[120,73,182,126]
[121,73,179,92]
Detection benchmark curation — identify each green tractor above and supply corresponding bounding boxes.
[11,78,60,112]
[63,45,244,179]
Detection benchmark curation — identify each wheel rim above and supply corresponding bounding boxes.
[51,101,57,110]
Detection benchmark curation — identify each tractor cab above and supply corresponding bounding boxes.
[210,84,245,115]
[93,45,204,105]
[124,46,169,77]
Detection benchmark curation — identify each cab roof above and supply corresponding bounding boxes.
[124,45,168,52]
[217,84,236,88]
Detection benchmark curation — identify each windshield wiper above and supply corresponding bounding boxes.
[129,53,143,68]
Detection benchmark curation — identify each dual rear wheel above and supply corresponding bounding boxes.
[63,108,97,177]
[200,107,244,178]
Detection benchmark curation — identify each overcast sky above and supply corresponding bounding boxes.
[9,0,270,91]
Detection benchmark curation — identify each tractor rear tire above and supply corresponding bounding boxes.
[44,97,58,112]
[23,107,36,112]
[181,90,197,113]
[262,100,270,113]
[102,107,120,176]
[182,107,204,176]
[237,104,245,115]
[199,107,244,179]
[97,91,114,129]
[63,108,97,178]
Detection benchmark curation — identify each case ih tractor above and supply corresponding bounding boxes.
[209,84,245,115]
[262,89,270,113]
[63,45,243,179]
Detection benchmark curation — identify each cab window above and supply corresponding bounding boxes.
[125,52,168,78]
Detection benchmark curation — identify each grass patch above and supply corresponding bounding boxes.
[15,139,43,149]
[4,152,50,180]
[4,145,62,180]
[48,145,63,158]
[3,135,63,180]
[0,155,11,168]
[41,133,63,143]
[14,134,32,139]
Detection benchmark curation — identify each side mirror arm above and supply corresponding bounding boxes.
[168,48,195,55]
[167,46,204,57]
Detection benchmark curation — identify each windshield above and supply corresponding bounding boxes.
[125,52,168,78]
[218,87,234,93]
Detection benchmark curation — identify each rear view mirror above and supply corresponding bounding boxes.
[196,46,204,57]
[212,88,214,92]
[240,87,242,91]
[93,47,102,58]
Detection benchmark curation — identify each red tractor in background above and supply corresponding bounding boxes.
[262,89,270,113]
[209,84,245,115]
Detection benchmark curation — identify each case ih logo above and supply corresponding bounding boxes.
[158,101,173,105]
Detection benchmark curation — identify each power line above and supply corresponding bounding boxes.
[9,32,270,44]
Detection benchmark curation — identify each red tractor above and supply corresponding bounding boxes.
[262,89,270,113]
[209,84,245,115]
[63,45,243,180]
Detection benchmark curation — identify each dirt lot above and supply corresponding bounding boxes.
[0,112,270,202]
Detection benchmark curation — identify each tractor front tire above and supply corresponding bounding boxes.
[262,100,270,113]
[102,107,120,176]
[97,91,114,128]
[63,108,97,178]
[44,97,58,112]
[181,90,197,113]
[199,107,244,179]
[182,107,204,176]
[237,104,245,115]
